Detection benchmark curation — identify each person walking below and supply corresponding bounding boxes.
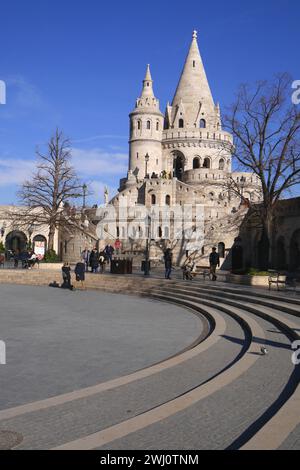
[164,248,173,280]
[209,247,220,281]
[75,260,86,289]
[104,243,114,264]
[89,247,99,273]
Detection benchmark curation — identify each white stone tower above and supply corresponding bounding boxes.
[128,65,164,180]
[162,30,233,182]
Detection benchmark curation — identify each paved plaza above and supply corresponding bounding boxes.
[0,275,299,450]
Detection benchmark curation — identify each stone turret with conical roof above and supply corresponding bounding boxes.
[162,30,233,181]
[128,65,164,181]
[170,30,216,129]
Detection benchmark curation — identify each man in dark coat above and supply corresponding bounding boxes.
[164,248,173,280]
[104,244,114,264]
[75,260,86,289]
[89,248,99,273]
[61,263,73,289]
[209,247,220,281]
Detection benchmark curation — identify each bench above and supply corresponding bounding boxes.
[268,272,296,291]
[182,265,210,281]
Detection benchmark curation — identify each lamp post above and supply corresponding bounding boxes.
[82,183,87,208]
[145,153,150,179]
[240,176,246,203]
[144,214,151,276]
[28,224,34,249]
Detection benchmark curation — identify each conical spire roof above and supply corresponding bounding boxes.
[171,31,215,126]
[141,64,154,98]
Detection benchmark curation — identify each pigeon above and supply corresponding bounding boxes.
[261,346,268,355]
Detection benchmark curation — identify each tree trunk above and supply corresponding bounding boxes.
[48,224,56,252]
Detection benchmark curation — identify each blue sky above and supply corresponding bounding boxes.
[0,0,299,205]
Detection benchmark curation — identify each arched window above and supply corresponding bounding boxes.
[179,118,184,128]
[200,119,206,128]
[137,120,141,130]
[164,226,169,238]
[158,226,162,238]
[151,194,156,205]
[218,242,225,258]
[193,157,200,169]
[203,157,210,169]
[156,121,159,131]
[219,158,225,170]
[147,120,151,130]
[165,195,171,206]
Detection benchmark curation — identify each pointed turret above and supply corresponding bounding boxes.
[171,30,215,128]
[141,64,154,98]
[134,64,161,111]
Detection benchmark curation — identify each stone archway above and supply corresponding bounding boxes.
[5,230,28,253]
[289,229,300,272]
[172,151,185,180]
[276,236,286,270]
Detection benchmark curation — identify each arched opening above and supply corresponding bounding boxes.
[218,242,225,258]
[137,120,141,130]
[147,120,151,130]
[151,194,156,205]
[219,158,225,170]
[289,229,300,272]
[33,234,47,260]
[232,238,243,271]
[156,121,159,131]
[193,157,200,169]
[179,118,184,128]
[200,119,206,128]
[203,157,210,169]
[276,236,286,270]
[173,151,185,180]
[5,230,28,254]
[165,195,171,206]
[158,226,162,238]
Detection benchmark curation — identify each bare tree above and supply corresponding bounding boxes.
[9,129,84,252]
[223,73,300,268]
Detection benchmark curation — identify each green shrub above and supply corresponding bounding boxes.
[0,241,5,253]
[43,249,60,263]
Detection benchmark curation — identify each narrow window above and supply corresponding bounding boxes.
[179,118,184,128]
[219,158,225,170]
[193,157,200,169]
[203,157,210,169]
[200,119,206,128]
[137,120,141,130]
[165,195,171,206]
[156,121,159,131]
[147,120,151,130]
[151,194,156,205]
[193,60,196,68]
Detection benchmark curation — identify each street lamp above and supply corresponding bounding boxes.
[144,214,151,276]
[82,183,88,208]
[145,153,150,179]
[240,176,246,202]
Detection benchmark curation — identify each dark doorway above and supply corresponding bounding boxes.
[5,231,28,253]
[173,152,185,180]
[276,237,286,270]
[232,239,243,271]
[290,230,300,272]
